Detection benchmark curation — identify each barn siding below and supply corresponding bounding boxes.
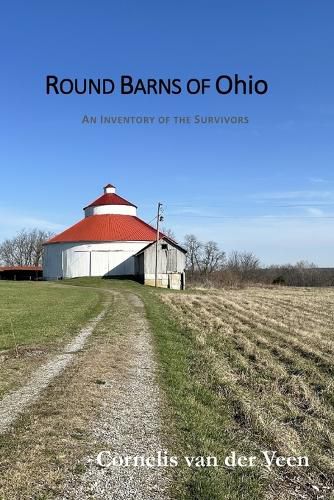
[143,242,185,274]
[43,241,148,280]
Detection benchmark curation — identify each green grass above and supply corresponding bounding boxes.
[141,288,265,500]
[0,281,103,351]
[61,276,143,291]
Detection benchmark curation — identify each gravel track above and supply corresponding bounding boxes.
[0,308,107,434]
[60,292,171,500]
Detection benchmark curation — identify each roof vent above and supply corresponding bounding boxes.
[104,184,116,194]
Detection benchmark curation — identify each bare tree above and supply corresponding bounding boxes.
[201,241,225,275]
[162,227,176,241]
[184,234,203,277]
[0,229,53,266]
[184,235,225,280]
[226,251,260,283]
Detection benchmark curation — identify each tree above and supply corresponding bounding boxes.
[268,261,322,287]
[0,229,53,266]
[201,241,225,275]
[184,234,202,276]
[184,235,225,277]
[162,227,176,241]
[226,251,260,282]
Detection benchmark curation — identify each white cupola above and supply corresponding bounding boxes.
[84,184,137,217]
[104,183,116,194]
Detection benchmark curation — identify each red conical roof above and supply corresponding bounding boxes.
[46,214,163,243]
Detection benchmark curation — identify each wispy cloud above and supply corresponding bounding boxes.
[305,207,325,216]
[167,207,208,216]
[0,210,64,239]
[252,190,334,201]
[308,177,328,184]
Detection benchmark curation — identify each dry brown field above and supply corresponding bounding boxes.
[161,286,334,499]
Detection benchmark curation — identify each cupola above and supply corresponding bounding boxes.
[104,183,116,194]
[84,184,137,217]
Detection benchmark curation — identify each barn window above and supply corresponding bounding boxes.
[161,243,168,250]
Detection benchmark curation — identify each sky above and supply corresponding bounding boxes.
[1,0,334,265]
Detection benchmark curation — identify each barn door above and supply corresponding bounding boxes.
[91,251,109,276]
[90,251,135,276]
[169,273,181,289]
[166,248,177,272]
[63,250,90,278]
[108,251,134,275]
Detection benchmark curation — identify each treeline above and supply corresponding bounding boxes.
[183,234,334,287]
[0,229,52,267]
[262,263,334,287]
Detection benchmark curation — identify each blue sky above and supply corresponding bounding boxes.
[1,1,334,265]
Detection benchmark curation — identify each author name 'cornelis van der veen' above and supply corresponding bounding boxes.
[97,450,309,469]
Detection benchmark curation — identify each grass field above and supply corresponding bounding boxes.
[0,281,103,397]
[0,281,103,350]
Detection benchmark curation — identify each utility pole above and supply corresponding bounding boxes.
[155,202,163,287]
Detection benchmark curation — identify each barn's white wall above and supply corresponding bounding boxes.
[43,244,66,279]
[84,205,137,217]
[43,241,148,280]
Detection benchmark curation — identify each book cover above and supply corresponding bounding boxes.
[0,2,333,499]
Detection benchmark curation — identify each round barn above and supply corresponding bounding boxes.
[43,184,186,289]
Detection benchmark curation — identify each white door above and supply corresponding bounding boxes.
[108,251,134,275]
[91,251,109,276]
[63,250,90,278]
[169,273,181,290]
[64,249,136,278]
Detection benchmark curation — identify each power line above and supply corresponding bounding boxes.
[164,202,334,208]
[147,215,158,225]
[165,213,334,220]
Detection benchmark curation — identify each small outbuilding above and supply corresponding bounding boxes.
[135,238,186,289]
[0,266,42,280]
